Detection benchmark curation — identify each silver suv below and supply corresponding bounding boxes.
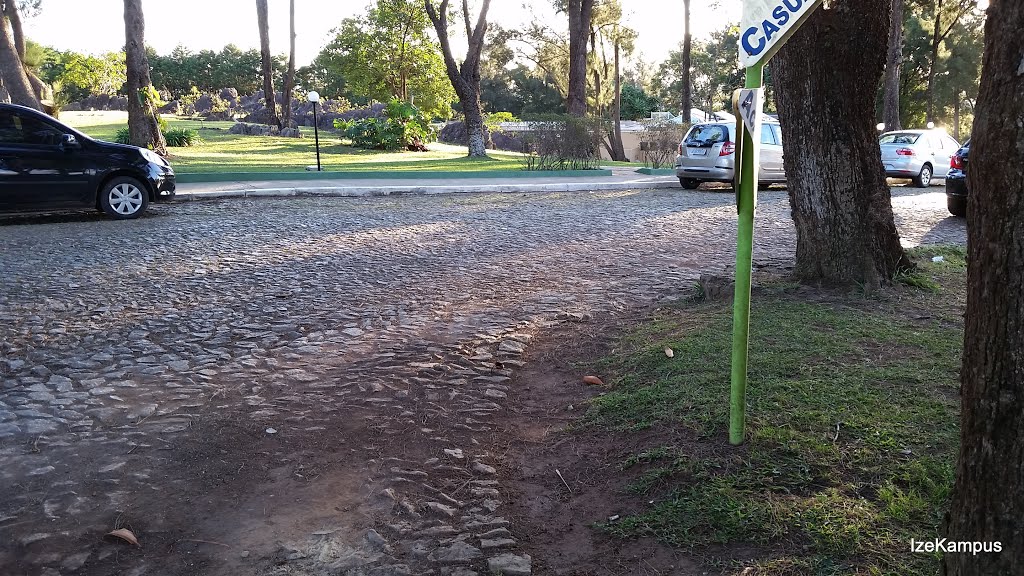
[674,120,786,190]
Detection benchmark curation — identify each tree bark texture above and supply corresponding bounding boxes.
[256,0,279,129]
[566,0,594,117]
[942,1,1024,573]
[681,0,691,119]
[882,0,903,131]
[281,0,296,128]
[425,0,491,158]
[774,0,911,288]
[0,1,38,110]
[609,39,626,161]
[123,0,166,155]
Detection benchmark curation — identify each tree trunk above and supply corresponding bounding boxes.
[256,0,279,129]
[0,1,38,110]
[567,0,594,117]
[425,0,491,158]
[774,0,911,288]
[609,39,626,161]
[681,0,691,119]
[926,0,942,123]
[882,0,903,131]
[123,0,166,155]
[943,2,1024,572]
[281,0,295,129]
[953,93,960,141]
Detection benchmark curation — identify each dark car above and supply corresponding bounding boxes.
[0,103,174,219]
[945,139,969,217]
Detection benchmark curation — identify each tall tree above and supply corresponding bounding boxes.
[925,0,975,122]
[680,0,691,118]
[425,0,492,158]
[255,0,279,128]
[0,0,40,109]
[123,0,166,154]
[566,0,594,116]
[943,1,1024,573]
[774,0,911,288]
[281,0,295,128]
[882,0,903,130]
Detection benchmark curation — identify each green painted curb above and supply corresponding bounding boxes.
[635,168,676,176]
[176,169,613,184]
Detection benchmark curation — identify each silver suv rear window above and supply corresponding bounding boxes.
[686,124,730,145]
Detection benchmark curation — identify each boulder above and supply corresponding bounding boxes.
[280,127,303,138]
[228,122,280,137]
[194,94,214,114]
[159,100,182,115]
[219,87,239,101]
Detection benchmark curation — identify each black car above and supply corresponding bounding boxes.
[945,139,969,217]
[0,103,175,219]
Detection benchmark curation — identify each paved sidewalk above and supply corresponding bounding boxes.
[175,167,681,199]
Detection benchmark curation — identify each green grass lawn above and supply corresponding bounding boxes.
[61,111,531,174]
[587,246,967,575]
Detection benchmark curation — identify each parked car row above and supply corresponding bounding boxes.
[0,103,175,219]
[673,120,969,218]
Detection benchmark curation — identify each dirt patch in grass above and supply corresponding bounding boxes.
[497,246,965,575]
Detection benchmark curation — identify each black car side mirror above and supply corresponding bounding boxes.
[60,133,80,151]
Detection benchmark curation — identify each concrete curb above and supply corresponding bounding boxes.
[175,180,683,201]
[175,168,614,184]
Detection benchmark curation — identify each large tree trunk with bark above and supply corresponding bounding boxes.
[256,0,279,129]
[0,1,38,110]
[123,0,166,155]
[566,0,594,117]
[942,2,1024,573]
[281,0,295,129]
[425,0,491,158]
[681,0,691,119]
[774,0,911,288]
[882,0,903,131]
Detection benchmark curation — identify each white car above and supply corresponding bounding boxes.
[879,129,960,188]
[674,120,786,190]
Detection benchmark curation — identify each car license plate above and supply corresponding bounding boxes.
[689,149,707,156]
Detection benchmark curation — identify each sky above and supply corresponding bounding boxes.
[24,1,740,67]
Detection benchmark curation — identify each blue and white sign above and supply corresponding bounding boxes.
[740,0,820,67]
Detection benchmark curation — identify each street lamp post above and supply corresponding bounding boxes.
[307,91,321,171]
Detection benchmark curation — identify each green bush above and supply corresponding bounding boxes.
[519,115,604,171]
[334,99,435,151]
[114,126,130,144]
[164,127,201,147]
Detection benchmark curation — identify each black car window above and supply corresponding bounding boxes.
[880,133,921,145]
[686,124,729,145]
[0,110,64,146]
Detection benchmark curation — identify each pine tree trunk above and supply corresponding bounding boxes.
[0,2,39,110]
[680,0,691,119]
[942,2,1024,572]
[281,0,295,129]
[926,0,942,123]
[610,39,626,161]
[123,0,166,155]
[882,0,903,130]
[567,0,594,117]
[256,0,279,129]
[774,0,911,288]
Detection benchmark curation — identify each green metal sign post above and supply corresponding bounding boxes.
[729,0,823,445]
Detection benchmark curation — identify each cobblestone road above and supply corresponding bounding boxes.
[0,187,964,576]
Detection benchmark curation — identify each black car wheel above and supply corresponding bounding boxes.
[913,164,933,188]
[679,178,701,190]
[947,195,967,217]
[99,177,150,219]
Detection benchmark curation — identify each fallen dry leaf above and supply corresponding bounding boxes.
[664,347,675,358]
[582,375,605,386]
[107,528,140,547]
